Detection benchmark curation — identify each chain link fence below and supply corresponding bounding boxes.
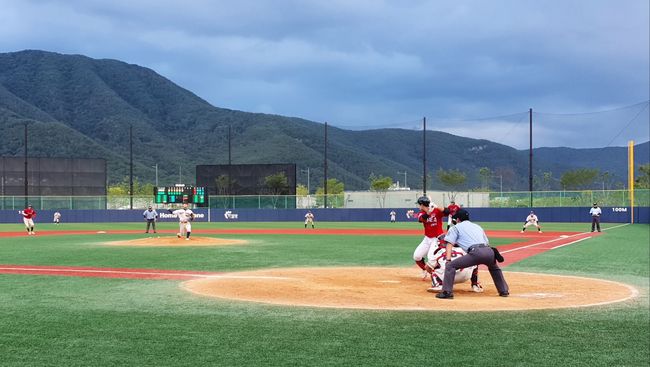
[0,189,647,210]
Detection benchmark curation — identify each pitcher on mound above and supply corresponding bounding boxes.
[169,203,195,240]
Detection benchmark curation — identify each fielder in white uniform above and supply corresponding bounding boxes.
[169,203,195,240]
[304,211,315,229]
[521,211,542,233]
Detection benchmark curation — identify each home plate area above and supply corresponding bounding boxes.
[182,267,638,311]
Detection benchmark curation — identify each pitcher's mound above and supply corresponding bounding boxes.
[183,267,638,311]
[106,236,247,247]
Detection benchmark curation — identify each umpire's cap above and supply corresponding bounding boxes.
[452,209,470,221]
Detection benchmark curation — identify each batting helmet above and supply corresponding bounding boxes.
[416,196,430,207]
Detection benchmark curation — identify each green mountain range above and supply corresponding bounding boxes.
[0,50,647,192]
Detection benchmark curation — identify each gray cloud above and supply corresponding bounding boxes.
[0,0,648,148]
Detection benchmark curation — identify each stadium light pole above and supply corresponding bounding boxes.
[397,171,407,189]
[153,164,158,186]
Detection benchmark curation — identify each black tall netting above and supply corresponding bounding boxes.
[196,164,296,196]
[0,157,106,196]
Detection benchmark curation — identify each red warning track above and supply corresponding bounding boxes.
[0,229,601,279]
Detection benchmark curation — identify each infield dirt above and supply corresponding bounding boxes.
[104,236,247,247]
[183,267,639,311]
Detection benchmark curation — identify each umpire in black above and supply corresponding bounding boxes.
[436,209,509,299]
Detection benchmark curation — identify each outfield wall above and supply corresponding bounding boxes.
[0,207,648,224]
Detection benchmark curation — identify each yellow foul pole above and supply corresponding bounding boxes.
[628,140,634,224]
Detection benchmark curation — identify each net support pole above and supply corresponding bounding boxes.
[24,123,28,207]
[324,121,328,208]
[529,108,533,208]
[129,125,133,210]
[422,117,427,195]
[628,140,635,224]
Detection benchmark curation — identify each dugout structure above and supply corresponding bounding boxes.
[196,164,296,208]
[0,157,107,208]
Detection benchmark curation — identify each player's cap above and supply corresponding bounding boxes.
[452,209,470,221]
[593,203,598,206]
[450,200,455,203]
[27,204,32,207]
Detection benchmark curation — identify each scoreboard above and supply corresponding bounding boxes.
[154,186,207,206]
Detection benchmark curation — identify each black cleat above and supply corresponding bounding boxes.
[499,292,510,297]
[435,291,454,299]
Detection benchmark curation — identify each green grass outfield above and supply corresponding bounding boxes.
[0,221,648,366]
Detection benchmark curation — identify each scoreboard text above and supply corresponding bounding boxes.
[154,186,207,206]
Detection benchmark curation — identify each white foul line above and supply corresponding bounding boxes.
[500,235,583,254]
[501,222,629,254]
[550,237,591,250]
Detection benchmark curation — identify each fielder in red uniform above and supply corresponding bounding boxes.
[409,196,445,279]
[19,204,37,235]
[446,201,460,230]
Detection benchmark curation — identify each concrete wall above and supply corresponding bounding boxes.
[342,191,489,208]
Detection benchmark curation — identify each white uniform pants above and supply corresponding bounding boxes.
[179,221,192,236]
[524,221,540,229]
[23,218,34,228]
[412,236,439,261]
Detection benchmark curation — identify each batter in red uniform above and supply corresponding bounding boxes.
[410,196,445,279]
[19,204,37,235]
[446,200,461,230]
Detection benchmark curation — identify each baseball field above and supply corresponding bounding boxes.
[0,221,648,366]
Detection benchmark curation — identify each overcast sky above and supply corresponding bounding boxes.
[1,0,648,149]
